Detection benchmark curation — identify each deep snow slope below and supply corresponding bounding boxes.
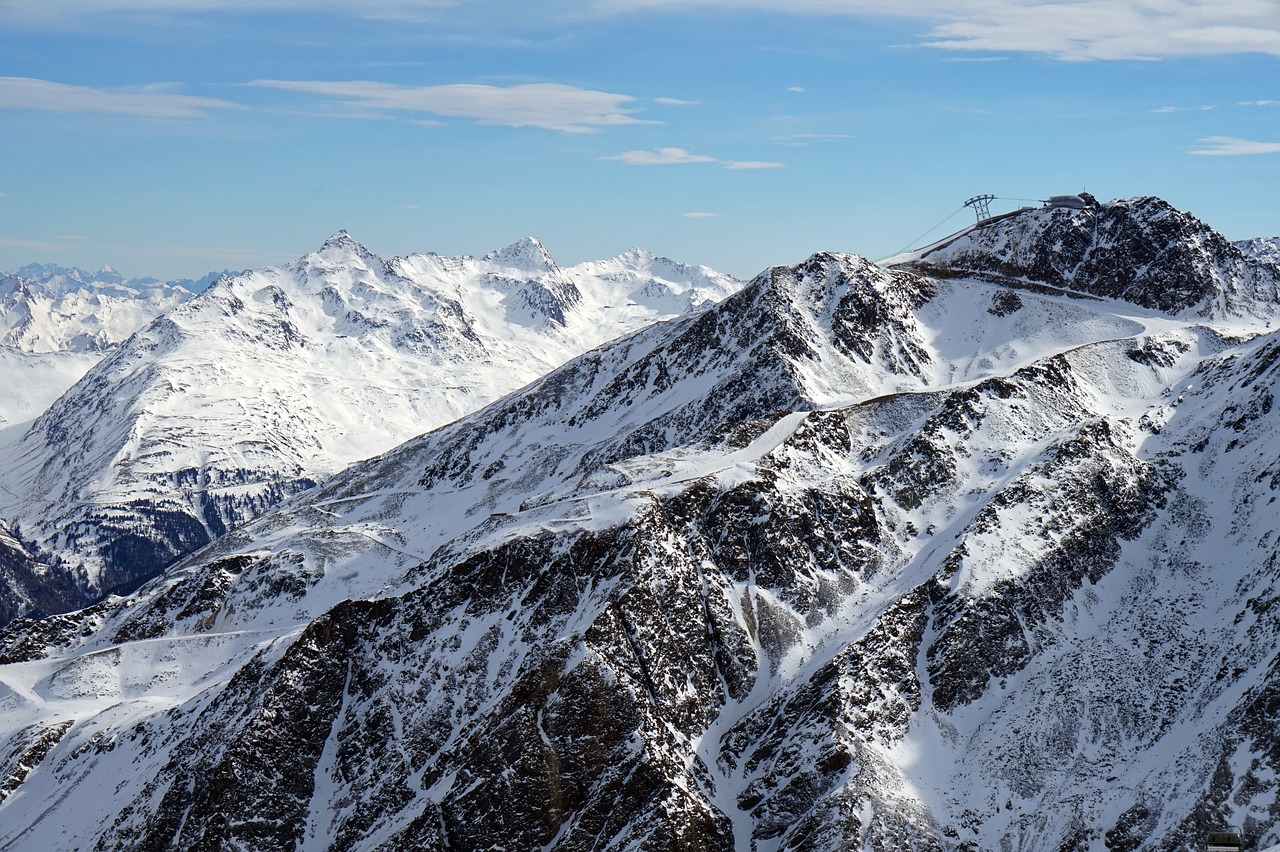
[0,234,741,604]
[1,198,1280,851]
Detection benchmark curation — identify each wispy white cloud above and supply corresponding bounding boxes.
[1189,135,1280,155]
[13,0,1276,61]
[602,147,785,168]
[774,133,855,144]
[683,211,721,218]
[0,236,81,252]
[597,0,1280,60]
[1152,104,1216,113]
[0,77,237,118]
[788,86,806,93]
[602,147,719,165]
[1239,99,1280,107]
[654,97,699,106]
[248,79,652,133]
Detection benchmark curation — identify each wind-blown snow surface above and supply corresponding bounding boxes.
[0,234,740,600]
[3,199,1280,850]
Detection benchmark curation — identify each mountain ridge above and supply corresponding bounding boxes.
[0,234,742,614]
[2,198,1280,849]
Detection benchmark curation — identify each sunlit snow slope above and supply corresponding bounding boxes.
[0,234,740,603]
[2,198,1280,850]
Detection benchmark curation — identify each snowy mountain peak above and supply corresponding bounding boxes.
[317,229,377,258]
[0,233,744,601]
[615,246,655,264]
[482,236,558,272]
[901,195,1280,319]
[321,228,356,248]
[292,230,383,276]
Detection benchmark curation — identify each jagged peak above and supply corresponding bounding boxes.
[482,236,557,272]
[615,246,655,264]
[293,230,383,273]
[320,229,368,253]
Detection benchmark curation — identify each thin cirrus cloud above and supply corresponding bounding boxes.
[602,147,718,165]
[602,147,783,168]
[1189,136,1280,155]
[0,77,238,118]
[247,80,654,133]
[597,0,1280,60]
[9,0,1278,60]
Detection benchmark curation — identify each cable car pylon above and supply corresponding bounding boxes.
[963,194,996,223]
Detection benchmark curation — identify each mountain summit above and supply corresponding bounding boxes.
[903,195,1280,317]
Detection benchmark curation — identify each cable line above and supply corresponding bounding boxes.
[886,205,966,258]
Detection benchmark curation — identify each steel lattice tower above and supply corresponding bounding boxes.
[964,194,996,223]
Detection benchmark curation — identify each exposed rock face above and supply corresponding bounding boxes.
[909,196,1280,316]
[2,199,1280,850]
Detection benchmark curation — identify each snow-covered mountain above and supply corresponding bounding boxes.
[2,197,1280,849]
[904,195,1280,317]
[1238,235,1280,267]
[0,263,197,354]
[0,264,203,428]
[0,234,741,603]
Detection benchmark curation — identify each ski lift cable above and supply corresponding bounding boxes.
[887,204,967,258]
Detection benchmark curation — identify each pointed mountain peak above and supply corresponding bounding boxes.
[301,230,381,270]
[482,236,557,272]
[321,229,362,251]
[618,246,654,261]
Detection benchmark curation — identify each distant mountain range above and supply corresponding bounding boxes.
[0,264,207,428]
[3,205,1280,849]
[0,235,741,609]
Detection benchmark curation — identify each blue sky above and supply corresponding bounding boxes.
[1,1,1278,281]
